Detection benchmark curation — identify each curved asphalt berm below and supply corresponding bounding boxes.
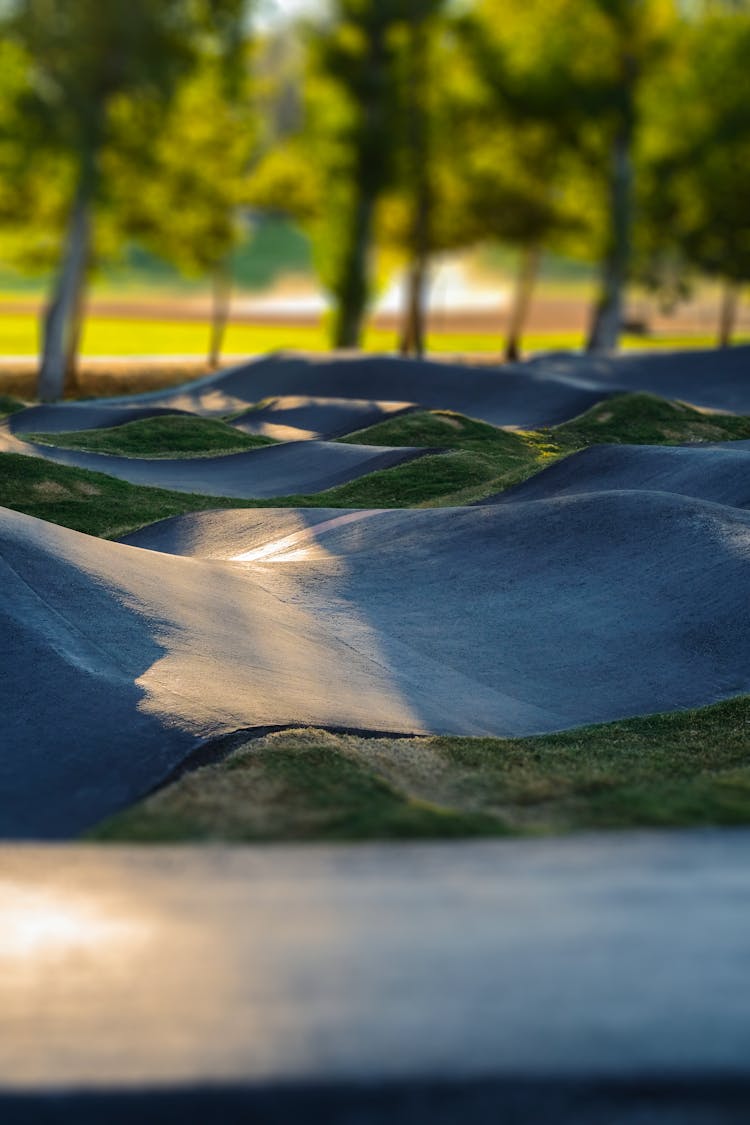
[487,441,750,509]
[1,833,750,1122]
[7,347,750,442]
[529,343,750,413]
[11,394,418,443]
[4,493,750,835]
[0,420,431,499]
[9,403,194,435]
[7,352,612,430]
[229,395,416,440]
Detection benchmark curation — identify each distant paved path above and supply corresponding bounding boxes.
[2,831,750,1122]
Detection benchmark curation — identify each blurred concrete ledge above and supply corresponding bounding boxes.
[1,832,749,1122]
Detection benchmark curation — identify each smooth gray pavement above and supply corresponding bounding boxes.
[489,441,750,509]
[2,832,750,1122]
[0,421,430,498]
[4,495,750,835]
[10,393,417,442]
[9,403,194,435]
[6,352,612,430]
[8,349,749,447]
[230,395,416,440]
[529,343,750,413]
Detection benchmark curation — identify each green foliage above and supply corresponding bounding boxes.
[90,696,750,841]
[307,1,407,343]
[0,2,257,316]
[106,53,257,277]
[638,9,750,291]
[0,38,75,273]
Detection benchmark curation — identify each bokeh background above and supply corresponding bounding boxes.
[0,0,747,399]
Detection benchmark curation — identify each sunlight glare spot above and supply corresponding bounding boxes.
[0,882,145,960]
[231,510,375,564]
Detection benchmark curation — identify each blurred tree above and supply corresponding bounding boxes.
[452,7,592,360]
[0,39,69,279]
[463,0,676,356]
[306,1,404,348]
[391,0,448,359]
[582,0,674,354]
[638,7,750,345]
[105,55,256,368]
[3,0,251,399]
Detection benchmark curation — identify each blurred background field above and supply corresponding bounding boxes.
[1,218,745,378]
[0,0,748,398]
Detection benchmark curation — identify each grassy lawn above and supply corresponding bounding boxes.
[28,415,275,458]
[90,696,750,842]
[7,393,750,536]
[0,311,742,357]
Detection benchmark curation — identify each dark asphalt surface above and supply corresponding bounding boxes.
[2,833,750,1122]
[229,395,416,440]
[1,423,431,498]
[487,441,750,508]
[528,344,750,413]
[4,490,750,835]
[9,347,749,440]
[2,346,750,837]
[3,349,750,1116]
[9,403,194,435]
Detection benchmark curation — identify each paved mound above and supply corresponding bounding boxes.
[9,403,192,435]
[490,442,750,509]
[4,493,750,835]
[9,354,609,431]
[530,345,750,414]
[9,349,749,441]
[230,396,416,441]
[0,421,429,499]
[153,355,608,428]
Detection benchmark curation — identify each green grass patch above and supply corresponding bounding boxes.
[28,414,275,459]
[4,392,750,536]
[0,450,475,538]
[340,411,552,505]
[90,696,750,842]
[338,393,750,506]
[0,452,259,539]
[553,393,750,448]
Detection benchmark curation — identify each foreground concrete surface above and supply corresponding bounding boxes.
[2,831,750,1122]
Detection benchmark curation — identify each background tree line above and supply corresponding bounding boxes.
[0,0,748,399]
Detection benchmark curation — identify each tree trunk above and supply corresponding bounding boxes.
[718,280,740,348]
[38,174,93,402]
[399,254,430,359]
[587,127,633,355]
[61,277,88,397]
[505,244,540,362]
[398,10,431,360]
[209,263,232,369]
[332,193,375,349]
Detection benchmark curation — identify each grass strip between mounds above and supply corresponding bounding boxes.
[90,696,750,842]
[7,392,750,536]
